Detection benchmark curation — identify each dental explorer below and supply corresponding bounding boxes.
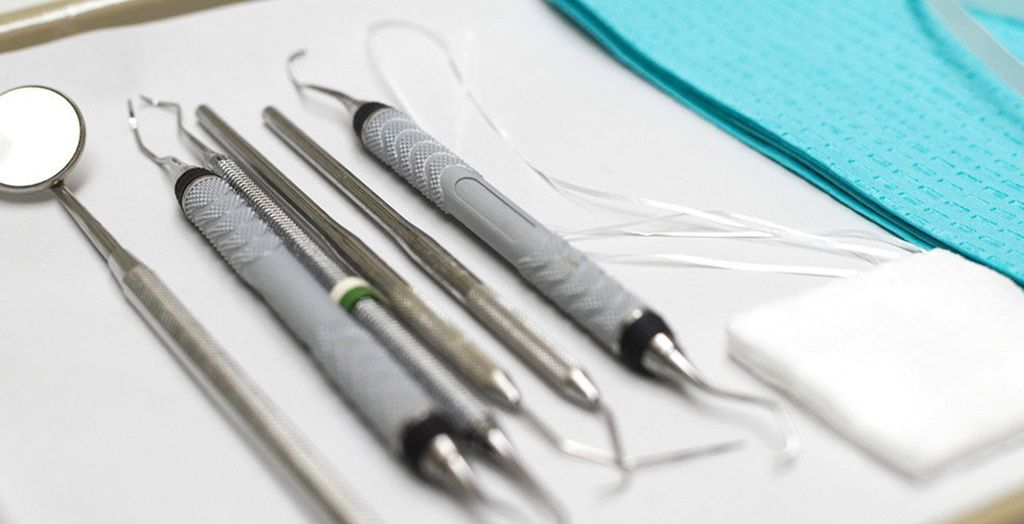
[128,100,487,502]
[284,53,801,462]
[137,97,566,520]
[266,94,602,413]
[0,85,376,524]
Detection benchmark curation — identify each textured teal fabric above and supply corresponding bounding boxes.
[550,0,1024,283]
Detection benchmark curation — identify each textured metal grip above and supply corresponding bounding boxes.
[379,278,503,398]
[119,265,373,524]
[515,235,642,351]
[360,108,451,208]
[180,175,433,453]
[211,154,346,288]
[361,107,643,352]
[352,299,490,433]
[463,281,575,381]
[210,154,490,435]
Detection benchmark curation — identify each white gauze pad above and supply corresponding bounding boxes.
[728,249,1024,478]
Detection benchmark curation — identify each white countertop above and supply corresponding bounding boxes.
[2,1,1022,522]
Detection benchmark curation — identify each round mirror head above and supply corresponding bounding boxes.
[0,85,85,194]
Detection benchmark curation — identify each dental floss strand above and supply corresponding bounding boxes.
[364,20,916,277]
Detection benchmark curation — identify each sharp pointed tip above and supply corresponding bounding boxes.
[767,399,801,465]
[475,425,568,520]
[485,370,522,409]
[419,434,485,502]
[126,99,139,125]
[562,368,602,408]
[773,434,801,466]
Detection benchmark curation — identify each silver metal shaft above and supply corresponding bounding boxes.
[52,183,377,524]
[263,106,600,409]
[194,105,523,410]
[52,183,121,261]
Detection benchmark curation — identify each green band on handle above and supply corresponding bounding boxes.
[338,286,376,311]
[330,277,377,312]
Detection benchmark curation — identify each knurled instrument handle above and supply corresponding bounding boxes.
[359,106,643,354]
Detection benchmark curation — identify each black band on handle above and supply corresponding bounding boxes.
[352,102,391,137]
[619,311,672,374]
[401,413,456,472]
[175,167,216,204]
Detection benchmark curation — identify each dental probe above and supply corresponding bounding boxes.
[285,53,801,462]
[129,102,486,501]
[140,97,564,519]
[265,102,602,413]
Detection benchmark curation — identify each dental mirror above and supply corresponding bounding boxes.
[0,85,128,258]
[0,85,85,194]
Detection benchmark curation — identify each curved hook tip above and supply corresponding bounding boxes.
[283,47,362,112]
[771,405,802,466]
[126,98,138,126]
[286,49,310,93]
